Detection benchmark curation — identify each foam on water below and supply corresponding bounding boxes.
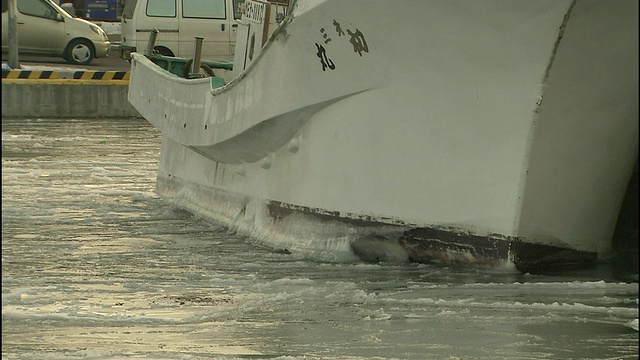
[167,184,373,263]
[2,118,638,359]
[163,178,462,268]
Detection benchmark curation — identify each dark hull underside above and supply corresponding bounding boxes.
[267,200,598,274]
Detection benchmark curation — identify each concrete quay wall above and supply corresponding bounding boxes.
[2,71,140,118]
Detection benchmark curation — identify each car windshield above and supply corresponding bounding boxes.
[42,0,72,18]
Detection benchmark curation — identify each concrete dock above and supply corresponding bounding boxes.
[2,69,140,118]
[2,21,139,118]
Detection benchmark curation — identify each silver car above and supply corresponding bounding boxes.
[1,0,110,65]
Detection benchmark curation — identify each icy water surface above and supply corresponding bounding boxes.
[2,118,638,359]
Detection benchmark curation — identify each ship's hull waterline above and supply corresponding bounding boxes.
[129,0,639,272]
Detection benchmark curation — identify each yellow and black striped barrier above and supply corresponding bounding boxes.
[2,70,130,84]
[2,70,60,79]
[72,71,130,81]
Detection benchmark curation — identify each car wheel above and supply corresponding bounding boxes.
[65,39,95,65]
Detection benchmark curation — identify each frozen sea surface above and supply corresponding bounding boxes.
[2,118,638,359]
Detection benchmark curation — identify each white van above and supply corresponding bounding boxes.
[1,0,111,64]
[120,0,244,61]
[120,0,288,62]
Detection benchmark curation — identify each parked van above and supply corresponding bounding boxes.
[120,0,240,61]
[1,0,111,64]
[119,0,287,62]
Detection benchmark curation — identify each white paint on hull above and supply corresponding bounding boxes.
[129,0,639,262]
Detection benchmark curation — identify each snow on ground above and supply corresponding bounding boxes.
[94,21,121,36]
[3,64,91,72]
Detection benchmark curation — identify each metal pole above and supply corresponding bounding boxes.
[145,29,159,55]
[7,0,20,69]
[192,36,204,75]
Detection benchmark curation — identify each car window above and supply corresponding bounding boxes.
[146,0,174,17]
[17,0,59,19]
[182,0,224,19]
[2,0,8,13]
[232,0,243,19]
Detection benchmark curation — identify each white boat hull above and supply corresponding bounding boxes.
[129,0,639,272]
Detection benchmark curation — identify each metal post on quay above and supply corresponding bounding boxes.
[7,0,20,69]
[192,36,204,77]
[145,29,159,55]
